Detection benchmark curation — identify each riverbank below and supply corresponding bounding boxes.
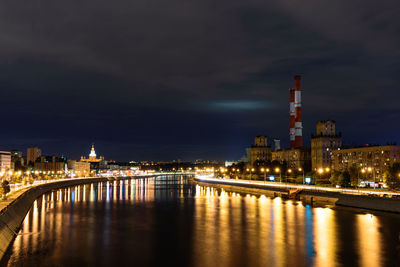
[0,177,111,260]
[194,176,400,213]
[0,173,192,261]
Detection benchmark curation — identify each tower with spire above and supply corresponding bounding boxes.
[80,144,104,163]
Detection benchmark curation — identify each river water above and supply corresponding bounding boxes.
[3,175,400,266]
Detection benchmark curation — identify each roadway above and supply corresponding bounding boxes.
[195,175,400,197]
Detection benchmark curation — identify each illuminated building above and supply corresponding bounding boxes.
[67,160,91,176]
[331,145,400,179]
[27,147,41,166]
[80,144,104,163]
[273,139,281,151]
[246,136,272,166]
[11,150,24,170]
[33,156,65,173]
[0,151,12,172]
[271,147,311,170]
[311,120,342,170]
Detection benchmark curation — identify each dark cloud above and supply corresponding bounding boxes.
[0,0,399,160]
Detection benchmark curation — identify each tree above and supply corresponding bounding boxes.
[348,166,359,187]
[386,163,400,190]
[330,171,341,186]
[338,171,351,187]
[1,180,10,199]
[295,175,304,184]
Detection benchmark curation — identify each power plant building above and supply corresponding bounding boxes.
[272,75,310,171]
[243,75,311,171]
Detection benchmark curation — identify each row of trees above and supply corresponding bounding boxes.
[384,163,400,190]
[328,163,400,190]
[221,161,400,190]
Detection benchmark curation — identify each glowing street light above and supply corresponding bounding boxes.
[299,167,305,184]
[275,168,281,183]
[261,168,266,183]
[366,167,376,188]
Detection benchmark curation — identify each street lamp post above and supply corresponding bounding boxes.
[299,168,304,184]
[367,167,375,189]
[287,169,292,183]
[361,168,366,185]
[275,168,281,183]
[318,168,324,182]
[261,168,266,183]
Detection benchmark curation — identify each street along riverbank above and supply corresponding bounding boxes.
[0,177,109,260]
[0,174,180,262]
[193,176,400,213]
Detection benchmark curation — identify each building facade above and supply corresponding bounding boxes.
[0,151,12,172]
[34,156,65,173]
[247,136,272,166]
[27,147,42,166]
[311,120,342,170]
[81,144,104,163]
[271,147,311,171]
[67,160,91,176]
[331,145,400,179]
[11,150,24,170]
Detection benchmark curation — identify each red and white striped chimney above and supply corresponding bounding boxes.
[289,88,295,148]
[294,75,303,147]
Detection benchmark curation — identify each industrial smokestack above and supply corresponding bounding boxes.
[294,75,303,147]
[289,88,295,148]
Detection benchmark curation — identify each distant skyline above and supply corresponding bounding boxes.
[1,0,399,161]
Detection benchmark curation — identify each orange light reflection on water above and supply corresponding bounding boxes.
[8,179,394,267]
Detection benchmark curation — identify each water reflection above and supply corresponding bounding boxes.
[357,214,382,267]
[5,175,399,267]
[314,208,337,267]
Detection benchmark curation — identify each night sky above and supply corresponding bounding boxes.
[1,0,400,161]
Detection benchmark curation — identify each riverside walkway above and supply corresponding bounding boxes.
[195,175,400,197]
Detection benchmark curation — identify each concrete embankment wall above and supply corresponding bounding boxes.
[195,181,289,198]
[194,178,400,213]
[335,194,400,213]
[0,177,107,260]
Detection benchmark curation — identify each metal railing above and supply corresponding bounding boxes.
[195,175,400,197]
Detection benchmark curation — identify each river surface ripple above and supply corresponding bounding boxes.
[3,175,400,266]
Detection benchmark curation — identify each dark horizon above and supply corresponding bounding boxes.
[1,0,399,161]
